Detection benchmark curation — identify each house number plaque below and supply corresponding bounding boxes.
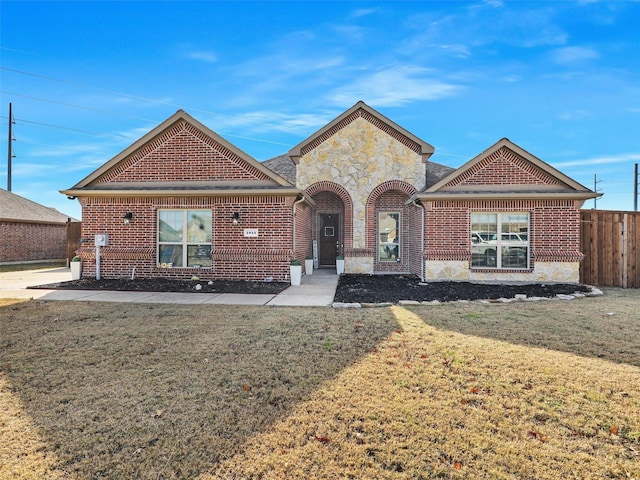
[243,228,259,237]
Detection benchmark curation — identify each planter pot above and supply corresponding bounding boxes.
[70,261,82,280]
[336,259,345,275]
[305,259,314,275]
[290,265,302,286]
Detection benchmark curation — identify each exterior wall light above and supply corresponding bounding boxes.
[123,212,133,225]
[232,212,240,226]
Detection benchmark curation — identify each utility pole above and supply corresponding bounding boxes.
[7,103,16,191]
[634,163,638,212]
[593,173,603,210]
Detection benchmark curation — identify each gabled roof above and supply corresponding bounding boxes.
[61,110,299,197]
[288,101,435,162]
[417,138,600,201]
[262,154,297,184]
[0,189,77,224]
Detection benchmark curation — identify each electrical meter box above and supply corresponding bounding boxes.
[95,234,109,246]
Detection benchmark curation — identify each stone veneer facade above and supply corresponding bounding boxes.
[296,116,425,273]
[424,260,580,283]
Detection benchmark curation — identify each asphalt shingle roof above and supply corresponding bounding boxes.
[0,189,77,224]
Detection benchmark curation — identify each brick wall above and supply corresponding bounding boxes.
[294,201,313,262]
[446,148,562,187]
[100,120,272,183]
[77,195,296,281]
[424,199,584,265]
[363,181,419,273]
[372,190,413,273]
[0,222,67,262]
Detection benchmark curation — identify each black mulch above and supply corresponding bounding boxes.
[31,274,592,303]
[30,277,289,295]
[333,274,591,304]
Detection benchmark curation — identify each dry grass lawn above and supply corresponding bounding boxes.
[1,289,639,479]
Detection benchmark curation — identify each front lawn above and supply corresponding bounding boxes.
[1,290,639,479]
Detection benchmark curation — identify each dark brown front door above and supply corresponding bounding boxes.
[319,213,340,267]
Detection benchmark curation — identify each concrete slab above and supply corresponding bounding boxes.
[142,292,222,304]
[266,294,335,307]
[280,284,337,295]
[82,291,158,303]
[0,289,54,300]
[0,267,72,290]
[204,293,275,305]
[35,289,105,301]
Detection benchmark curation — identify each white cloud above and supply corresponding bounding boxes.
[554,153,640,168]
[326,66,462,107]
[557,109,592,121]
[351,8,377,18]
[182,50,218,63]
[202,110,335,137]
[551,46,600,65]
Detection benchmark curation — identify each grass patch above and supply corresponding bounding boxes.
[1,290,639,479]
[0,261,66,273]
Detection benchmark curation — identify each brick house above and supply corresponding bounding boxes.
[61,101,598,283]
[0,189,78,264]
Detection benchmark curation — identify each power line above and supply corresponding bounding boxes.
[593,174,604,210]
[0,90,158,123]
[1,66,295,131]
[0,114,294,149]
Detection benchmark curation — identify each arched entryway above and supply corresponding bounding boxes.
[305,182,353,268]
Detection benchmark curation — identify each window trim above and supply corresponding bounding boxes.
[470,212,530,270]
[157,209,212,268]
[378,211,400,263]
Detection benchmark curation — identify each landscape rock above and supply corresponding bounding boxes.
[332,302,362,309]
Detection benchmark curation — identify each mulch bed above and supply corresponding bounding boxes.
[31,274,592,303]
[333,274,591,304]
[30,277,289,295]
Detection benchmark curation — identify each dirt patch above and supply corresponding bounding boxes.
[334,274,591,303]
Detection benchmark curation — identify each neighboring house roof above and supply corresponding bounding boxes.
[61,110,300,198]
[288,101,435,162]
[417,138,600,201]
[0,189,77,224]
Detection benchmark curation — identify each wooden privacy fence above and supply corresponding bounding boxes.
[66,220,82,265]
[580,210,640,288]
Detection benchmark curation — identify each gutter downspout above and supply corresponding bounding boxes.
[411,199,425,282]
[291,194,306,257]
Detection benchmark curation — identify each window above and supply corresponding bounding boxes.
[379,212,400,262]
[158,210,212,268]
[471,213,529,269]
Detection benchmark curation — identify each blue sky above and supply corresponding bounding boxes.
[1,0,639,220]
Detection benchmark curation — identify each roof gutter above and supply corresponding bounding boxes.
[59,188,304,198]
[410,198,425,282]
[416,192,602,201]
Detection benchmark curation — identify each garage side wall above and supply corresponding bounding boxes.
[423,200,583,283]
[77,196,295,281]
[0,221,67,263]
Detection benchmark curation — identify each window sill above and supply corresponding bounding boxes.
[470,268,533,273]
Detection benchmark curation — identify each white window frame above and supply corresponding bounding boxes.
[378,211,400,262]
[471,212,530,269]
[157,209,212,268]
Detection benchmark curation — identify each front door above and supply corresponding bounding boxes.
[319,213,340,267]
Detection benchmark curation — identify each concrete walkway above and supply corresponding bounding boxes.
[0,267,339,306]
